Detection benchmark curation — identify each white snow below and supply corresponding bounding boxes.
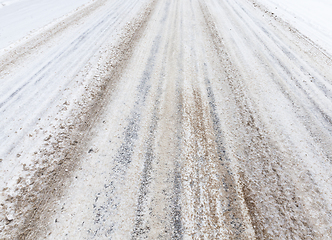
[0,0,92,49]
[258,0,332,54]
[0,0,147,221]
[1,0,332,238]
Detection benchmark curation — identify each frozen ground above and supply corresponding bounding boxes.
[1,0,332,239]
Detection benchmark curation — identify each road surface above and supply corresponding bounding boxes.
[1,0,332,239]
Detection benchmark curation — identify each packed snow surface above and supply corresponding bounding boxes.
[1,0,332,239]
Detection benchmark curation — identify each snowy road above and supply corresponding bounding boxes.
[1,0,332,239]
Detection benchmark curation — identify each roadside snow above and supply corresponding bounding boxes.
[0,0,92,49]
[258,0,332,54]
[0,0,151,236]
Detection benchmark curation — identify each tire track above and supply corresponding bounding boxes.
[1,1,158,238]
[131,0,184,237]
[0,0,141,128]
[228,0,332,127]
[131,54,165,239]
[200,1,316,238]
[183,86,246,238]
[172,2,184,238]
[92,13,163,240]
[106,33,161,237]
[214,0,332,163]
[3,0,332,238]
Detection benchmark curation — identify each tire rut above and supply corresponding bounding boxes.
[1,1,158,238]
[200,1,316,238]
[220,0,332,161]
[183,87,245,238]
[131,0,184,237]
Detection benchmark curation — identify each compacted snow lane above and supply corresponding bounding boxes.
[1,0,332,239]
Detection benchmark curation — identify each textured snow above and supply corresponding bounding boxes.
[0,0,91,49]
[1,0,332,238]
[259,0,332,54]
